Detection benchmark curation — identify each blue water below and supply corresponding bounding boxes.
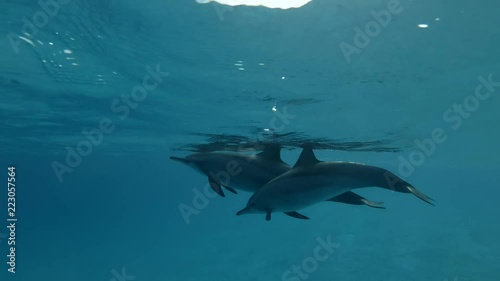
[1,0,499,280]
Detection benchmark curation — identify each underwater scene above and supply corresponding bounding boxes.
[0,0,499,280]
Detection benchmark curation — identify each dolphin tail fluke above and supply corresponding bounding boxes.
[326,191,385,209]
[406,186,435,206]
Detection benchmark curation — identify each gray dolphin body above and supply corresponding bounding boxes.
[170,145,384,208]
[237,147,434,221]
[170,145,290,196]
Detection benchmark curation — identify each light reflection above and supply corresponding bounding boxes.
[196,0,312,9]
[18,36,34,46]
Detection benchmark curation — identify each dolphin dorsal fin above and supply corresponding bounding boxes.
[293,147,320,168]
[257,144,283,163]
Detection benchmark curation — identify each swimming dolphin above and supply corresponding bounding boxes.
[170,144,289,196]
[170,144,384,208]
[237,147,434,221]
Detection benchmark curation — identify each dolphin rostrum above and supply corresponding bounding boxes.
[170,144,384,208]
[237,147,434,221]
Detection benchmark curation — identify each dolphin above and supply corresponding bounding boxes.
[236,147,434,221]
[170,144,385,208]
[170,144,289,196]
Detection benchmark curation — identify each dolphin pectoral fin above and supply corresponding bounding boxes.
[208,176,225,197]
[265,211,272,221]
[283,211,310,220]
[326,192,385,209]
[406,186,435,206]
[222,185,238,194]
